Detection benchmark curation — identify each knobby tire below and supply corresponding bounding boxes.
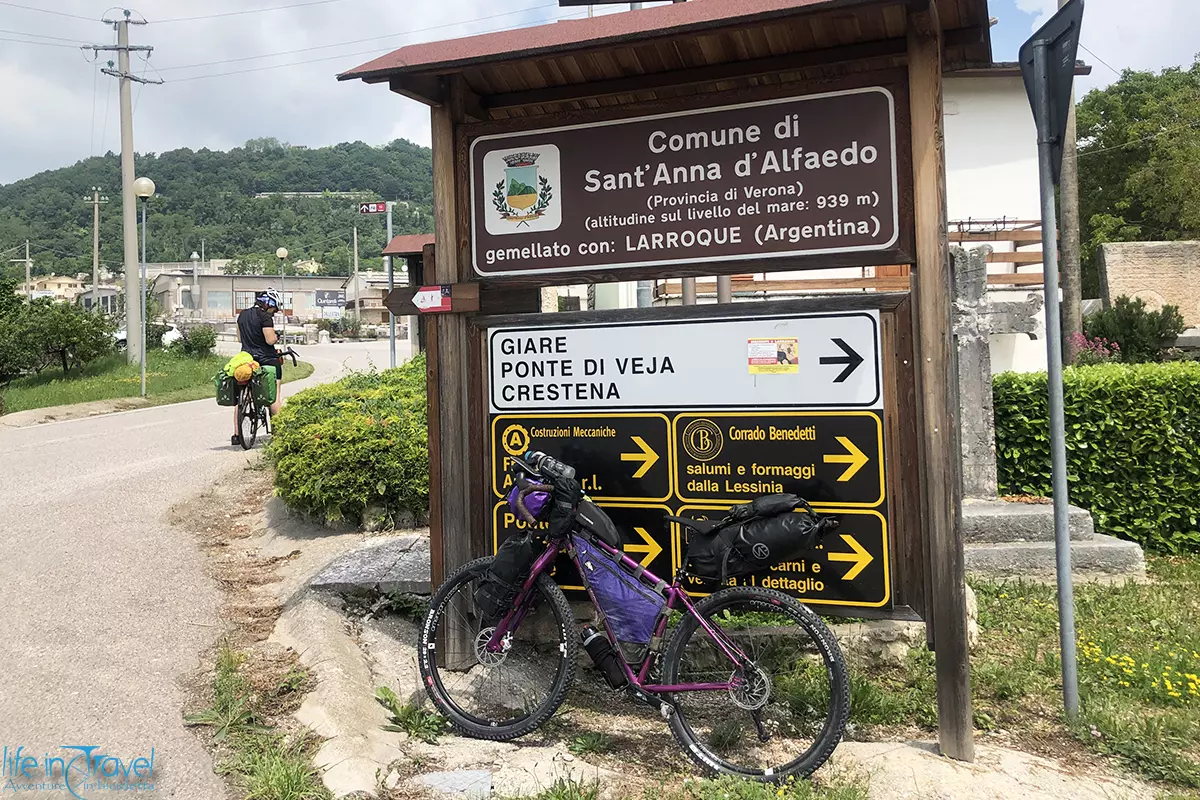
[419,556,577,741]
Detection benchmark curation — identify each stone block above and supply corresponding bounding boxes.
[310,534,428,595]
[962,499,1094,543]
[417,770,493,798]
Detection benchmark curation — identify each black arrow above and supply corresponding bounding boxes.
[819,338,864,383]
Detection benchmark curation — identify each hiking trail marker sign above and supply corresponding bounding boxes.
[487,310,893,609]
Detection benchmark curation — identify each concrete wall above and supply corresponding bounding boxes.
[1100,241,1200,327]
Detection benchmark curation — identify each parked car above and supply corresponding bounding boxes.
[113,324,183,349]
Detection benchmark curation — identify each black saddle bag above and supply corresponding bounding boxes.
[685,494,838,584]
[473,533,536,622]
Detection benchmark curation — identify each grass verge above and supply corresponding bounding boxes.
[0,351,314,414]
[836,554,1200,792]
[185,643,329,800]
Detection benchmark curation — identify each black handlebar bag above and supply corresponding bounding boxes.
[685,494,839,585]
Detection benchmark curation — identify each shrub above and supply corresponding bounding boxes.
[268,353,427,524]
[146,322,171,349]
[1084,296,1186,363]
[994,362,1200,552]
[180,324,217,356]
[1068,332,1120,365]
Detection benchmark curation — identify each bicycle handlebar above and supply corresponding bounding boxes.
[277,347,299,367]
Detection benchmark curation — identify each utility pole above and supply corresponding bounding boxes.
[352,225,360,325]
[88,187,108,310]
[1058,0,1082,363]
[90,10,160,365]
[9,241,31,300]
[386,201,395,368]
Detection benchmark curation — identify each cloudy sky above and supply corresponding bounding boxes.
[0,0,1194,186]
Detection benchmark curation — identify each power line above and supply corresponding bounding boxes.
[0,27,89,43]
[169,12,584,83]
[155,3,558,72]
[1079,120,1200,158]
[153,0,347,24]
[0,1,95,21]
[1078,43,1121,79]
[0,36,86,48]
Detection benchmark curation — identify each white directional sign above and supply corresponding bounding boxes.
[488,311,881,412]
[412,285,451,312]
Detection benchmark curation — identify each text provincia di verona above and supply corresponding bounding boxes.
[482,113,888,266]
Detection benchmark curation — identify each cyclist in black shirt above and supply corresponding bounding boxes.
[232,288,284,446]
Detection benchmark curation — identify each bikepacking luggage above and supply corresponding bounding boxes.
[573,534,665,663]
[473,533,537,623]
[251,367,277,406]
[214,372,239,407]
[684,494,839,584]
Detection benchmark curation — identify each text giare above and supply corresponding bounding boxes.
[584,141,879,193]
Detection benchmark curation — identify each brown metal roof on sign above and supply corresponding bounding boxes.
[340,0,875,81]
[338,0,992,85]
[382,233,435,257]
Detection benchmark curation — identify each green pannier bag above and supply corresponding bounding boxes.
[251,367,277,406]
[215,372,239,407]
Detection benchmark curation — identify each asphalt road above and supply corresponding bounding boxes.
[0,340,400,798]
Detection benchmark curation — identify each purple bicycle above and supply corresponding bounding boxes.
[418,451,850,781]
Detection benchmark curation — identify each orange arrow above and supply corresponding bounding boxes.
[823,436,869,482]
[624,526,663,568]
[621,435,660,479]
[827,535,873,580]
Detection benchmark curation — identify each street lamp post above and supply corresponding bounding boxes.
[190,250,200,318]
[133,176,155,397]
[275,247,288,332]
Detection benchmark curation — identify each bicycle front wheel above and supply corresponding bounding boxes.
[419,556,577,741]
[661,586,849,781]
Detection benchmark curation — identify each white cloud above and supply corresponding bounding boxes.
[0,0,605,183]
[1010,0,1197,94]
[3,0,1190,184]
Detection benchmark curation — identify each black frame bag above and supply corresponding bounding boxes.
[685,494,839,584]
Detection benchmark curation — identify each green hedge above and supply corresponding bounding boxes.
[994,362,1200,552]
[268,354,428,525]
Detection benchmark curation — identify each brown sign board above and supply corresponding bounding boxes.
[470,86,899,278]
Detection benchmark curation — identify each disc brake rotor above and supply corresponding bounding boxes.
[729,665,772,710]
[474,627,511,667]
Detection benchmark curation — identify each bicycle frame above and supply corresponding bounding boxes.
[485,528,754,696]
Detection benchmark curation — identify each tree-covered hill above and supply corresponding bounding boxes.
[0,137,433,280]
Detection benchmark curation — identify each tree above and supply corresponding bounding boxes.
[0,280,30,384]
[20,299,115,375]
[1077,58,1200,295]
[0,138,432,280]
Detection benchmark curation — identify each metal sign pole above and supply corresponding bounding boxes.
[1033,39,1080,719]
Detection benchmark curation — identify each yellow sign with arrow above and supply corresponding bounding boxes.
[824,437,870,482]
[621,436,660,479]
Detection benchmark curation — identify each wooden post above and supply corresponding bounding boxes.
[430,78,474,584]
[907,2,974,762]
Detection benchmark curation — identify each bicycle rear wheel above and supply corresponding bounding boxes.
[661,586,849,781]
[419,556,577,741]
[237,388,257,450]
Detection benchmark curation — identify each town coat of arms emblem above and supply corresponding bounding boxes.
[492,151,554,227]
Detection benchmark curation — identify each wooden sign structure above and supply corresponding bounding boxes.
[341,0,993,762]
